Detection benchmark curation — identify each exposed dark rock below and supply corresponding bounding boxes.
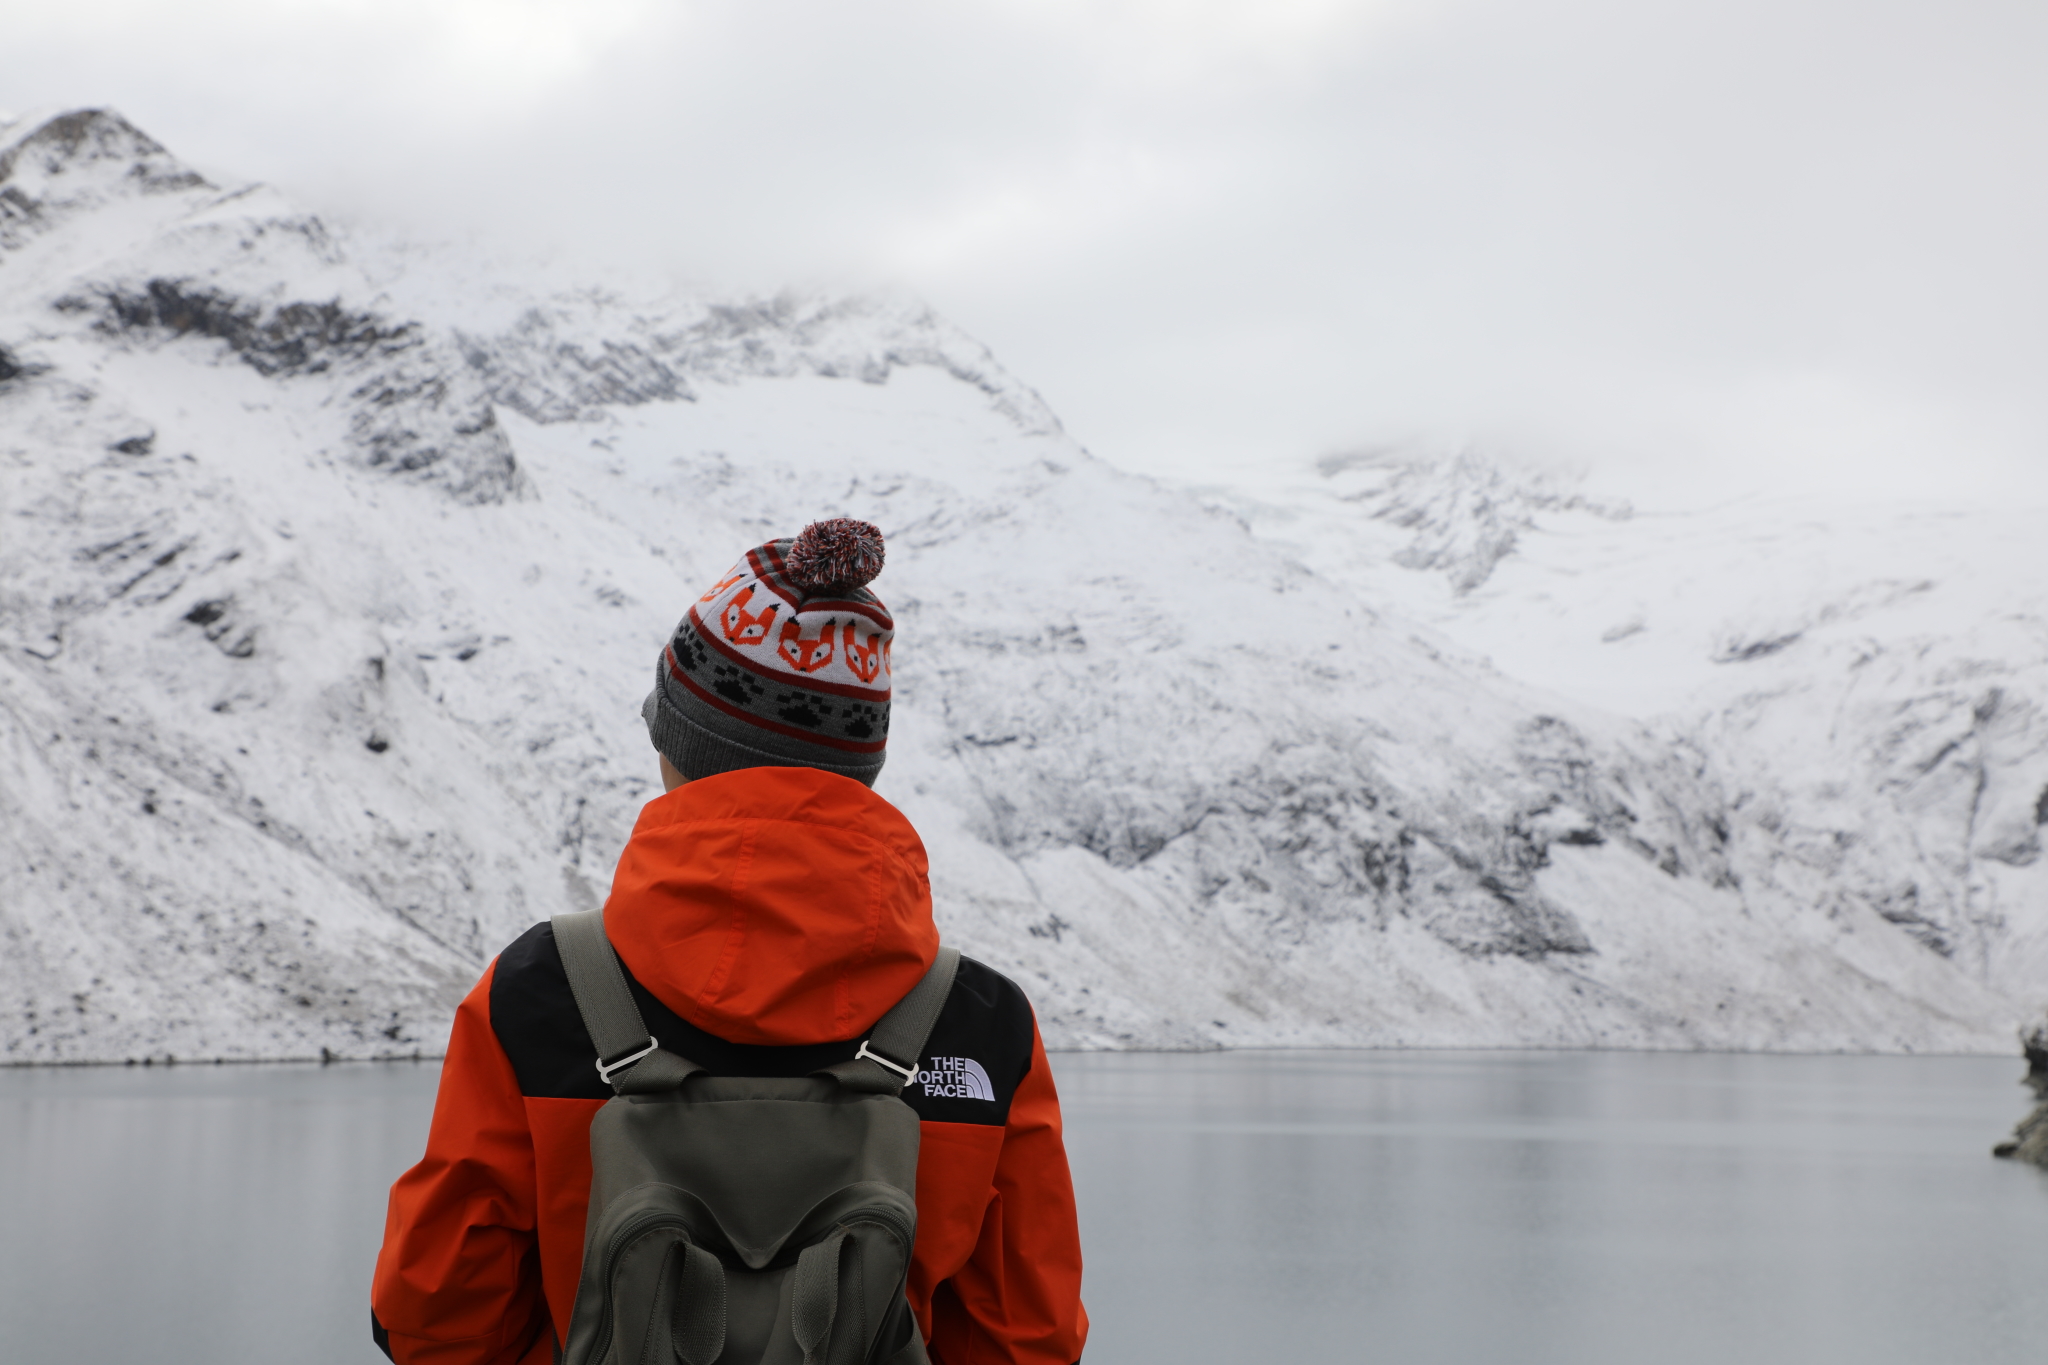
[0,185,41,230]
[96,280,419,377]
[1866,882,1954,957]
[180,596,255,656]
[85,280,522,504]
[1514,713,1735,888]
[344,364,519,502]
[1992,1015,2048,1167]
[1422,877,1595,959]
[1315,450,1632,594]
[455,291,1065,436]
[1714,632,1804,663]
[0,108,207,193]
[0,343,20,383]
[457,316,692,422]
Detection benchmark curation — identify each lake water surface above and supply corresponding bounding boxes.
[1,1050,2041,1363]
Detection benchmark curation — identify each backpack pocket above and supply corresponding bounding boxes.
[565,1181,923,1365]
[566,1183,729,1365]
[779,1184,921,1365]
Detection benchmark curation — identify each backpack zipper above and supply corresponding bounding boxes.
[842,1204,914,1251]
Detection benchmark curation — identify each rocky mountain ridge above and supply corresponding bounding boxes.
[1216,448,2048,1009]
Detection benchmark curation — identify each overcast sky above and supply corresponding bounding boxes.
[4,0,2044,502]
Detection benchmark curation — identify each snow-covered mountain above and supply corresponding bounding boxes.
[1213,451,2048,1003]
[2,109,2039,1062]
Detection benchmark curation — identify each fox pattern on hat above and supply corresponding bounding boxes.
[644,519,893,785]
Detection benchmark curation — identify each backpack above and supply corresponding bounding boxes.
[550,908,958,1365]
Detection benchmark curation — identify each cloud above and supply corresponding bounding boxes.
[4,0,2043,500]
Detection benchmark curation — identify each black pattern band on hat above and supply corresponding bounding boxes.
[642,682,885,786]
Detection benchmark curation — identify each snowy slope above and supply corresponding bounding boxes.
[1210,450,2048,1013]
[1,109,2036,1061]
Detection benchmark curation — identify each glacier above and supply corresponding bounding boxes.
[1,108,2041,1062]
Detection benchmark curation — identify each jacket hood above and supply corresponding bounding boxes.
[602,765,937,1046]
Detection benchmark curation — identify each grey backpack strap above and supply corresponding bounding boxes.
[790,1226,850,1364]
[673,1242,727,1365]
[551,910,703,1095]
[820,945,961,1095]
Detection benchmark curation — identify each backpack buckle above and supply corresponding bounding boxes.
[596,1037,659,1085]
[855,1040,919,1085]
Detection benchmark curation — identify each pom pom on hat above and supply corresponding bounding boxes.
[784,517,885,592]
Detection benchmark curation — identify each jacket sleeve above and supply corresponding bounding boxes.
[928,1017,1089,1365]
[372,960,555,1365]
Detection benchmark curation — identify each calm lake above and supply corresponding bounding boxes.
[1,1050,2042,1363]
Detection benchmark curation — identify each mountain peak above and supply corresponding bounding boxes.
[0,107,210,222]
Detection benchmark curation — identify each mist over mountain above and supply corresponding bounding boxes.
[2,109,2040,1062]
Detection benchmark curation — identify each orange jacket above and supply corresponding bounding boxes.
[372,768,1087,1365]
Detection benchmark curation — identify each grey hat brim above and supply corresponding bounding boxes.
[643,682,884,787]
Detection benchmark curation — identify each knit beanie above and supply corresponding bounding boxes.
[643,518,892,786]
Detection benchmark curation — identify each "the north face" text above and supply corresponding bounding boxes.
[917,1056,994,1101]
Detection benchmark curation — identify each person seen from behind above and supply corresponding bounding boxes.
[371,518,1088,1364]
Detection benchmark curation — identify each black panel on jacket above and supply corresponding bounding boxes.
[489,921,1034,1126]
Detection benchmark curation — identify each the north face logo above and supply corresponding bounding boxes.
[916,1056,994,1101]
